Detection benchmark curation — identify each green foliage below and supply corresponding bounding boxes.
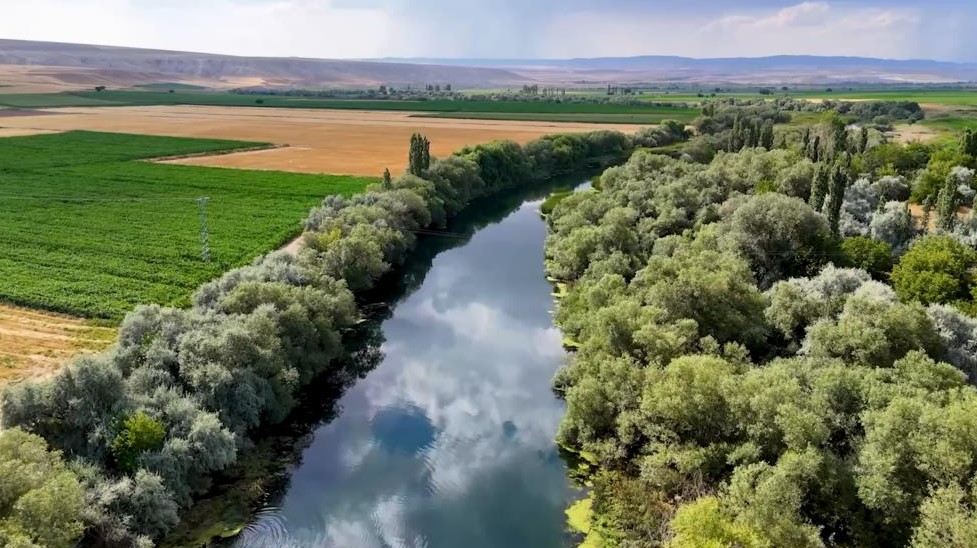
[0,131,370,319]
[111,412,166,473]
[912,148,973,204]
[0,429,85,548]
[839,236,894,278]
[546,136,977,547]
[4,127,633,544]
[540,190,573,216]
[408,133,431,176]
[667,496,765,548]
[724,192,837,288]
[892,236,977,305]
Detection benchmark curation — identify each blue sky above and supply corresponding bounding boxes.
[3,0,973,61]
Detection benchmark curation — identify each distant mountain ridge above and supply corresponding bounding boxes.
[0,39,975,90]
[0,39,530,89]
[376,55,977,84]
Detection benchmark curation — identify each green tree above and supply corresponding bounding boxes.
[892,235,977,305]
[0,429,85,548]
[407,133,431,176]
[961,128,977,159]
[111,411,166,473]
[936,171,961,232]
[825,164,849,235]
[760,120,775,150]
[838,236,894,279]
[724,193,837,288]
[809,163,829,212]
[668,496,765,548]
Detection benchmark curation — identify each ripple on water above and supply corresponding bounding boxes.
[234,506,290,547]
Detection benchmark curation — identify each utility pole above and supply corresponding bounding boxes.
[197,197,210,262]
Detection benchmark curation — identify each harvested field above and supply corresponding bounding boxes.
[0,304,114,389]
[890,123,941,144]
[0,105,644,176]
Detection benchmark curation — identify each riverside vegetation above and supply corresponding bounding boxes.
[546,103,977,546]
[0,127,636,547]
[0,97,946,547]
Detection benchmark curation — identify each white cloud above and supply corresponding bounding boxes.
[2,0,970,61]
[0,0,393,58]
[540,2,923,59]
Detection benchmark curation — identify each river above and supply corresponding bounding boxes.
[224,178,587,548]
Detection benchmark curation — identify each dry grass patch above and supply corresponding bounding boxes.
[0,304,115,389]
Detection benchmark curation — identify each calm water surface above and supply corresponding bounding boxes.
[232,183,584,547]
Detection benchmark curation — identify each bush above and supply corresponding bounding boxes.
[839,236,894,279]
[892,236,977,305]
[111,412,166,473]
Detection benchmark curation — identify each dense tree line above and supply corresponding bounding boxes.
[0,130,635,546]
[546,122,977,546]
[230,86,693,108]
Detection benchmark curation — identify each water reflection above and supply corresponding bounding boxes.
[235,189,573,548]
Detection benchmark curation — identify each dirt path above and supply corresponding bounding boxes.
[0,105,644,176]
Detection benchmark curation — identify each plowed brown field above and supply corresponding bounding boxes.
[0,105,643,176]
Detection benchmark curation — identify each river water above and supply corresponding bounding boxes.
[229,180,585,548]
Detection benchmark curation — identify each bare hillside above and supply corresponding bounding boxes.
[0,39,531,90]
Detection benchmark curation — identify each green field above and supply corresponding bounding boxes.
[414,109,698,124]
[0,90,698,123]
[0,131,371,319]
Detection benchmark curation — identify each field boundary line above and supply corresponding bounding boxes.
[141,143,283,163]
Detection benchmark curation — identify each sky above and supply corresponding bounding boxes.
[2,0,974,62]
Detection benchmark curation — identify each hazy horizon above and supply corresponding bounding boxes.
[4,1,975,63]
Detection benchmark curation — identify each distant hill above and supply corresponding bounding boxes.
[379,55,977,85]
[0,39,975,93]
[0,39,531,91]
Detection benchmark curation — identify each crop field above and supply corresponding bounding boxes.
[416,107,697,124]
[0,105,644,175]
[0,131,372,319]
[0,90,697,123]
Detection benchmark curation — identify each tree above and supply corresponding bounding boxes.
[937,170,962,232]
[724,193,837,289]
[382,167,392,188]
[803,295,943,368]
[0,429,85,548]
[838,236,894,279]
[892,235,977,305]
[871,201,917,255]
[860,126,870,154]
[962,128,977,159]
[407,133,431,176]
[911,486,977,548]
[825,164,850,235]
[760,120,775,150]
[809,163,829,212]
[111,411,167,473]
[668,497,765,548]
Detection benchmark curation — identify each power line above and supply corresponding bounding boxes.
[197,197,210,262]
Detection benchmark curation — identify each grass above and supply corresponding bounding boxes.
[0,90,700,123]
[0,131,372,320]
[134,83,209,91]
[0,93,122,108]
